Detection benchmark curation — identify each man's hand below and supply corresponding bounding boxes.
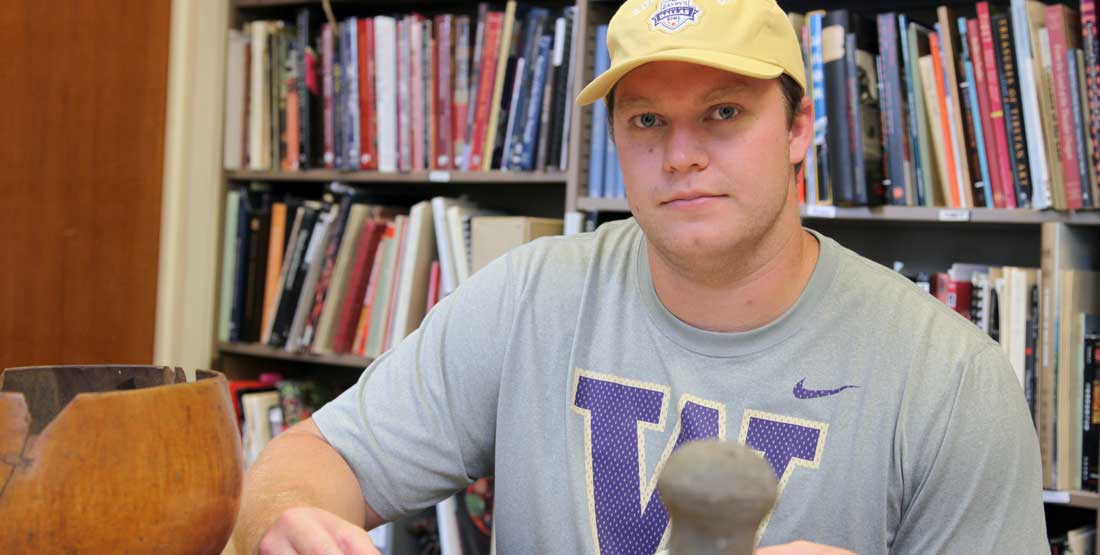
[255,507,380,555]
[756,541,855,554]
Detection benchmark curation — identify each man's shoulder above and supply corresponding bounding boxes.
[822,235,1000,356]
[506,217,641,274]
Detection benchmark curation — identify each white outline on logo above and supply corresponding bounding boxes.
[649,0,703,33]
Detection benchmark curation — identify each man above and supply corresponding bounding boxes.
[233,0,1047,553]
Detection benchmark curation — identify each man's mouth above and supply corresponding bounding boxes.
[661,192,727,207]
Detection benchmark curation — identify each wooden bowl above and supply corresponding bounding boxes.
[0,365,243,554]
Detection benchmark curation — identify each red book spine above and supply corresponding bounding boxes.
[967,17,1002,208]
[322,23,336,169]
[1048,5,1085,209]
[358,18,378,170]
[353,223,394,356]
[332,220,384,353]
[426,260,442,310]
[467,12,503,170]
[935,273,973,320]
[976,2,1016,208]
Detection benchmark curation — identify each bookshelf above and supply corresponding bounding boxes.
[227,168,567,184]
[210,0,1100,550]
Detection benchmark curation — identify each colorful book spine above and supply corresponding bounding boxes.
[992,13,1032,209]
[929,31,963,208]
[959,17,995,208]
[810,11,832,204]
[977,3,1014,208]
[1083,0,1100,198]
[1048,5,1085,210]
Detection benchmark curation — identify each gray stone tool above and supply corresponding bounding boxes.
[657,439,778,555]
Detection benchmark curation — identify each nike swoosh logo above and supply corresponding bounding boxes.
[793,378,859,399]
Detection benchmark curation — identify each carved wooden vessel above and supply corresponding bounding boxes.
[0,365,242,554]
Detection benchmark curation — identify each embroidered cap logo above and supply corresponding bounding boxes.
[650,0,703,33]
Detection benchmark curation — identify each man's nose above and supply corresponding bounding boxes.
[662,124,709,174]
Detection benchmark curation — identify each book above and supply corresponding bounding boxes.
[218,190,241,343]
[332,218,387,354]
[313,204,370,354]
[388,201,438,343]
[470,216,562,274]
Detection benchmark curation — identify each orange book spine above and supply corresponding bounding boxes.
[260,203,287,337]
[929,32,962,208]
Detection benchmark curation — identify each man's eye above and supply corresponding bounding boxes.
[631,113,661,128]
[710,105,739,120]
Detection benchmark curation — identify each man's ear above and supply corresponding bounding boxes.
[788,95,813,166]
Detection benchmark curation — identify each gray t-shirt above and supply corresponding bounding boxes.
[313,218,1047,554]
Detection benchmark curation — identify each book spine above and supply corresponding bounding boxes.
[824,11,855,205]
[1011,0,1052,210]
[929,31,963,208]
[1084,0,1100,203]
[877,13,908,205]
[1070,49,1093,210]
[468,13,502,171]
[301,196,353,349]
[899,16,926,205]
[965,18,997,208]
[296,9,312,169]
[959,19,995,209]
[977,3,1014,208]
[462,5,489,170]
[375,18,398,172]
[358,19,377,170]
[559,6,579,171]
[345,20,360,171]
[957,18,991,208]
[453,16,471,171]
[587,25,609,198]
[334,22,346,170]
[436,15,454,170]
[321,23,335,169]
[397,18,411,172]
[992,14,1032,209]
[846,33,872,206]
[1048,6,1085,210]
[1085,335,1100,491]
[230,190,252,342]
[520,35,553,171]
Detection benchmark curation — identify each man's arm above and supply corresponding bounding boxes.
[232,418,386,554]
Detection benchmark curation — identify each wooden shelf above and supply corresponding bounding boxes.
[1043,490,1100,510]
[800,205,1100,225]
[575,196,1100,225]
[218,342,373,369]
[226,169,568,185]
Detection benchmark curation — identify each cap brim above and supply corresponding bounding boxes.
[575,48,786,106]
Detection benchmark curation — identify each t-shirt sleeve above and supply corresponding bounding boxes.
[891,344,1048,553]
[310,250,518,522]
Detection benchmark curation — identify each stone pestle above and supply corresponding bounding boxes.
[656,439,778,555]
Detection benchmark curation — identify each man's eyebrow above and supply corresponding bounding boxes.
[701,84,750,102]
[615,95,655,111]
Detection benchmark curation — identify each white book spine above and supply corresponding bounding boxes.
[1012,0,1052,210]
[375,17,398,172]
[398,18,412,172]
[249,22,268,170]
[223,30,246,171]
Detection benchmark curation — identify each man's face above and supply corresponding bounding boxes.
[612,61,811,265]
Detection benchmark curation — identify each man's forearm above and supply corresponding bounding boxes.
[232,418,384,554]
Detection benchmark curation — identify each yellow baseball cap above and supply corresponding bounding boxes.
[575,0,806,106]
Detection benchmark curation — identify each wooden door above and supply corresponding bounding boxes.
[0,1,172,367]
